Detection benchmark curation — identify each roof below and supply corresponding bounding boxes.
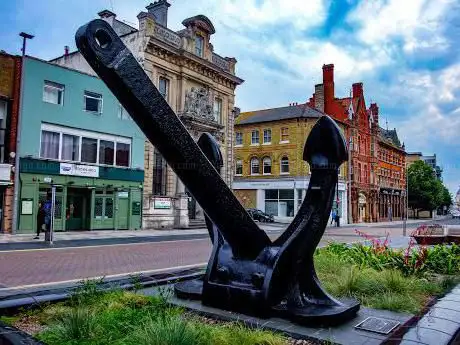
[236,104,323,125]
[182,15,216,34]
[379,127,401,148]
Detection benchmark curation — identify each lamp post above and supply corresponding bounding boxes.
[12,32,34,234]
[348,137,353,225]
[403,162,408,236]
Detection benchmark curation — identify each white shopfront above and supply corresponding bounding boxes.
[233,178,348,224]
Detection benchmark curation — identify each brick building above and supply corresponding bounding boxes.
[0,52,21,233]
[308,64,406,223]
[233,104,348,223]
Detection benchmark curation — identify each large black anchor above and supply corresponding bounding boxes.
[76,19,360,325]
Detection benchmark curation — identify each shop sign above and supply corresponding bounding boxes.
[154,197,171,209]
[60,163,99,178]
[0,164,11,182]
[132,201,141,215]
[21,198,33,215]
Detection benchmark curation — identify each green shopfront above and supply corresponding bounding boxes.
[18,158,143,233]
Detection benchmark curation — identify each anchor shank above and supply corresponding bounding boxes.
[75,20,270,258]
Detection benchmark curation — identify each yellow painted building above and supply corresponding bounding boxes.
[233,104,348,222]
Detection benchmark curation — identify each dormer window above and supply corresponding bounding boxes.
[195,35,204,57]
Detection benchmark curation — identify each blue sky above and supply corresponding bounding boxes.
[1,0,460,196]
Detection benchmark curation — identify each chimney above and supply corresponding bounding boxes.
[98,9,117,27]
[314,84,324,112]
[64,46,69,56]
[146,0,171,27]
[352,82,363,98]
[322,64,334,115]
[370,102,379,125]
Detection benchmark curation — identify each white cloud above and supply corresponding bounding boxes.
[347,0,452,53]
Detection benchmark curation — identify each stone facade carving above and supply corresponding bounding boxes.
[153,25,181,48]
[183,87,216,122]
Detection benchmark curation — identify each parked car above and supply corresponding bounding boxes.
[247,208,275,223]
[451,210,460,219]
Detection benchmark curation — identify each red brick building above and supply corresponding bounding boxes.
[0,52,21,233]
[308,64,406,223]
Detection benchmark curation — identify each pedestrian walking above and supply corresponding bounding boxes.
[331,209,337,225]
[335,212,341,227]
[43,192,52,233]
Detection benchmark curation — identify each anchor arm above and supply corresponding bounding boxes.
[268,116,350,311]
[75,19,271,258]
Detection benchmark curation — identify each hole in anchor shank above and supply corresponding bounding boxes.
[94,29,112,49]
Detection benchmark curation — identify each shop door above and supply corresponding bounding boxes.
[118,198,129,229]
[66,189,88,231]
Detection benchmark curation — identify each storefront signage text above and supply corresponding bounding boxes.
[60,163,99,178]
[154,197,171,209]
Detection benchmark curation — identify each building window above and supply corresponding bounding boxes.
[118,104,131,120]
[159,77,169,100]
[263,129,272,144]
[84,91,103,113]
[263,157,272,175]
[81,137,98,163]
[40,131,60,159]
[280,156,289,174]
[235,159,243,175]
[0,101,7,163]
[116,142,130,167]
[251,130,259,144]
[265,189,295,217]
[43,81,64,105]
[250,157,260,175]
[61,134,80,161]
[281,127,289,142]
[213,98,222,123]
[195,35,204,57]
[235,132,243,146]
[153,148,167,195]
[99,140,115,165]
[40,124,131,167]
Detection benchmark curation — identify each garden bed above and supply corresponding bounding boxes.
[1,242,459,345]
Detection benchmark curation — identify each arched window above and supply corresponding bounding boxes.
[263,157,272,175]
[250,157,260,175]
[235,159,243,175]
[280,156,289,174]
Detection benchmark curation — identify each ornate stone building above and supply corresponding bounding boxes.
[307,64,406,223]
[52,1,243,229]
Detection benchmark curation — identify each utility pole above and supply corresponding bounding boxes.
[12,32,34,234]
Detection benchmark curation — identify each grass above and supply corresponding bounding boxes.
[314,248,458,313]
[27,285,288,345]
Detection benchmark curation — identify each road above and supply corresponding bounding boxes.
[0,218,458,290]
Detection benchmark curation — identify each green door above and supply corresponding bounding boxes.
[118,198,129,229]
[66,190,87,231]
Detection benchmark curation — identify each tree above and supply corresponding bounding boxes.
[408,161,442,218]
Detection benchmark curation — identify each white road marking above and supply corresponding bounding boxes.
[0,238,208,254]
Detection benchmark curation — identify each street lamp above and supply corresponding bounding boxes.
[403,163,408,236]
[348,137,353,225]
[12,32,34,234]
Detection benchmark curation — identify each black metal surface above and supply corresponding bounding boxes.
[76,19,360,326]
